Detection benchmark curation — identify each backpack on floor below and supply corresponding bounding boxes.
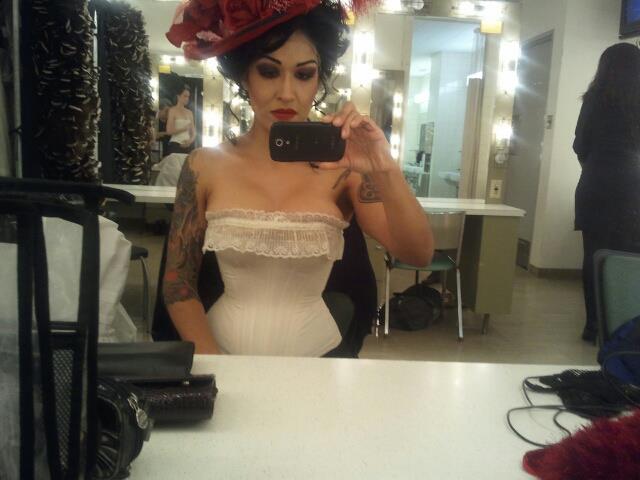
[382,282,443,331]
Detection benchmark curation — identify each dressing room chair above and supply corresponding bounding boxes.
[594,249,640,346]
[383,210,466,340]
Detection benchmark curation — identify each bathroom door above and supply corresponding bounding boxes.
[505,34,553,267]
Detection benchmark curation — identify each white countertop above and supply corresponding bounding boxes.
[417,197,525,217]
[104,184,525,217]
[130,356,589,480]
[104,184,176,204]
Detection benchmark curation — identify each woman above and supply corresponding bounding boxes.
[166,86,196,154]
[163,0,434,355]
[574,43,640,343]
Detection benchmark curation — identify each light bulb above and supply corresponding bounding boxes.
[458,1,475,16]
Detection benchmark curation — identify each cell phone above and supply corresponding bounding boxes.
[269,121,346,162]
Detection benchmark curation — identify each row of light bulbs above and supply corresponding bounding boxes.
[157,24,519,150]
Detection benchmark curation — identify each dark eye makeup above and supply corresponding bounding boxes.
[295,68,317,81]
[256,64,279,78]
[255,63,317,81]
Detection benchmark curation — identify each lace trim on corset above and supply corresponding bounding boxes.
[203,209,348,260]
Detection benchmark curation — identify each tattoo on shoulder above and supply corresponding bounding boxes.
[164,153,207,305]
[332,169,352,189]
[358,173,382,203]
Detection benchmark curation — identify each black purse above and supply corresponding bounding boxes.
[98,341,195,378]
[125,375,218,423]
[93,377,153,480]
[98,341,217,423]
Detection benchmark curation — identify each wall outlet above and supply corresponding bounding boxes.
[489,179,503,199]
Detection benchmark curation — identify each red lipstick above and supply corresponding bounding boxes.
[271,109,297,121]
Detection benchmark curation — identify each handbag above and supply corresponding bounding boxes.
[93,377,153,480]
[0,179,134,479]
[98,341,217,423]
[98,341,195,378]
[125,375,218,423]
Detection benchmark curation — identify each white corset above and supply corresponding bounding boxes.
[202,209,348,356]
[169,117,191,143]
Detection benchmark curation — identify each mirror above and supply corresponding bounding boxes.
[3,0,502,194]
[1,0,628,367]
[401,18,484,198]
[102,0,358,186]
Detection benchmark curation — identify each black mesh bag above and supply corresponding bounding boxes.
[0,178,132,479]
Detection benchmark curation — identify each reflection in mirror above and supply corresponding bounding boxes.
[1,0,625,378]
[402,18,484,198]
[94,1,155,184]
[370,70,404,144]
[116,0,357,186]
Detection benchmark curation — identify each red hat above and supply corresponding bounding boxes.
[166,0,373,60]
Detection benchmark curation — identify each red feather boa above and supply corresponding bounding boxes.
[523,409,640,479]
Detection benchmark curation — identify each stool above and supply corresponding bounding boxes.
[130,245,150,334]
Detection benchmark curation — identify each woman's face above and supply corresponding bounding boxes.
[245,30,320,131]
[177,90,190,107]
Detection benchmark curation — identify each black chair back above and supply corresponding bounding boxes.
[0,177,132,480]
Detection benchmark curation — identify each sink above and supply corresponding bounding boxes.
[438,171,460,184]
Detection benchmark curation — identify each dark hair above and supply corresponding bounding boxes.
[584,43,640,132]
[218,0,349,104]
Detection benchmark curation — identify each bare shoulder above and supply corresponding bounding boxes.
[185,145,236,177]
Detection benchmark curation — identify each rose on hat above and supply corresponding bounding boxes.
[166,0,323,59]
[167,0,376,60]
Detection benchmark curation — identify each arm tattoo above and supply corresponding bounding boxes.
[358,173,382,203]
[163,154,207,305]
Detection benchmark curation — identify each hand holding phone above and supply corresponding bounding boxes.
[269,122,346,162]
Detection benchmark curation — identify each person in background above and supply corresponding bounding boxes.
[573,43,640,343]
[166,86,196,154]
[161,0,434,355]
[156,97,173,157]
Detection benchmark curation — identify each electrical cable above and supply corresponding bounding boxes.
[507,362,639,447]
[551,409,572,437]
[506,404,630,448]
[521,376,547,405]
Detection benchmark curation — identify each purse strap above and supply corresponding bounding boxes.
[2,198,101,480]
